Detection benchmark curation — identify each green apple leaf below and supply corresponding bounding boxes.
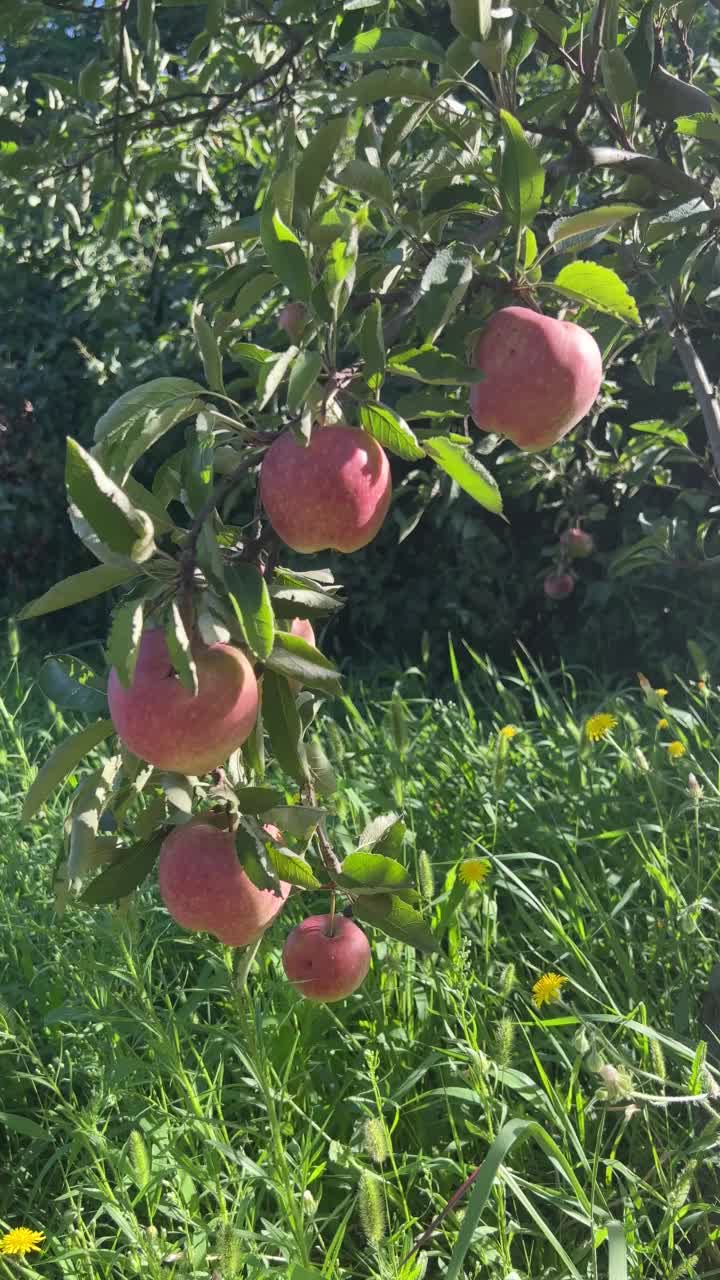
[353,893,438,952]
[551,260,641,324]
[18,564,139,620]
[164,603,198,696]
[262,670,310,784]
[265,632,342,695]
[107,598,144,689]
[260,206,312,302]
[499,109,544,231]
[226,564,275,662]
[359,402,424,460]
[80,830,166,905]
[338,851,413,893]
[423,437,503,515]
[66,438,156,563]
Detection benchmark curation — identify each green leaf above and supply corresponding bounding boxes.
[260,206,312,302]
[552,260,640,325]
[235,786,286,814]
[323,228,359,317]
[353,893,438,952]
[0,1111,49,1140]
[499,110,544,231]
[423,437,503,515]
[331,28,446,64]
[226,563,275,662]
[375,816,407,858]
[94,378,203,447]
[270,585,345,620]
[18,564,139,620]
[81,831,166,905]
[335,159,393,208]
[306,739,337,796]
[357,812,401,849]
[388,345,483,385]
[257,344,299,410]
[359,402,424,460]
[107,598,144,689]
[21,719,114,823]
[548,204,642,253]
[600,49,637,107]
[675,113,720,147]
[449,0,492,40]
[266,842,321,889]
[623,0,655,91]
[207,215,262,248]
[265,804,325,839]
[265,632,342,695]
[230,271,277,323]
[68,757,121,879]
[339,851,412,893]
[66,439,156,563]
[358,299,386,382]
[262,670,309,785]
[287,350,323,414]
[164,604,198,696]
[418,244,473,343]
[295,115,350,213]
[192,309,225,393]
[38,657,108,716]
[345,68,435,104]
[396,390,465,420]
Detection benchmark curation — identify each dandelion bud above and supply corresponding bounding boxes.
[598,1063,633,1099]
[634,747,650,772]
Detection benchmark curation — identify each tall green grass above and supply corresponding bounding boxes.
[1,644,720,1278]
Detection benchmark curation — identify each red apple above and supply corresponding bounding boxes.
[288,617,316,696]
[560,527,594,558]
[278,302,308,341]
[544,572,576,600]
[158,820,289,946]
[260,425,391,553]
[469,307,603,451]
[282,913,371,1001]
[108,629,259,775]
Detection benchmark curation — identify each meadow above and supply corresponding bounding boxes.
[1,643,719,1279]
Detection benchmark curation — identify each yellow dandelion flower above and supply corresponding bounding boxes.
[531,972,568,1010]
[498,724,519,740]
[655,688,668,698]
[585,712,617,742]
[458,857,491,887]
[667,740,686,759]
[0,1228,45,1257]
[657,718,669,730]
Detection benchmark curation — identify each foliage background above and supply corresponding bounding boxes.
[1,0,720,681]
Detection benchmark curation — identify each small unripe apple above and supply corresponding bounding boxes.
[544,572,576,600]
[158,820,289,946]
[260,425,392,554]
[282,913,371,1001]
[108,629,259,775]
[469,307,603,451]
[560,527,594,558]
[278,302,308,341]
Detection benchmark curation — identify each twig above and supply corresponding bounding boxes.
[113,0,130,168]
[548,145,713,203]
[660,305,720,474]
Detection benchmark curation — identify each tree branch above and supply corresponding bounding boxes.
[660,306,720,474]
[548,145,713,203]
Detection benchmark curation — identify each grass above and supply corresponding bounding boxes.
[2,641,720,1278]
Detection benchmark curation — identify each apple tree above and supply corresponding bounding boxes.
[10,0,720,978]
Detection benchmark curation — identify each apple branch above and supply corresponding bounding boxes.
[660,306,720,474]
[548,145,713,202]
